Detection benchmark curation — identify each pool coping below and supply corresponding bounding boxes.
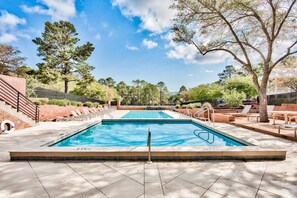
[9,118,287,161]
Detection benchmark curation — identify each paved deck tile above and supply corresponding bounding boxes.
[0,110,297,197]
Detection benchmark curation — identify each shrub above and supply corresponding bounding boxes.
[76,102,83,107]
[184,102,202,109]
[222,90,246,107]
[70,101,78,106]
[202,102,212,109]
[93,102,100,108]
[40,100,47,105]
[34,101,42,105]
[84,101,94,108]
[47,99,67,106]
[64,100,71,106]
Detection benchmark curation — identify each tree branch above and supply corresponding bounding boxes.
[274,0,296,39]
[270,40,297,70]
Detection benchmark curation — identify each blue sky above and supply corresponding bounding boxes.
[0,0,230,91]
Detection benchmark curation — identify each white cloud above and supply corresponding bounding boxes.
[126,45,139,51]
[143,39,158,49]
[0,10,26,32]
[80,11,87,25]
[188,73,194,77]
[0,33,17,43]
[204,69,214,73]
[0,10,26,43]
[21,0,76,21]
[95,34,101,40]
[112,0,175,34]
[102,22,108,28]
[166,43,228,65]
[108,30,113,37]
[164,33,229,65]
[112,1,229,65]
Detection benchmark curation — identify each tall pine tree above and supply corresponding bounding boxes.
[33,21,95,93]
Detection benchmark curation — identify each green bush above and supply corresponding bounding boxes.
[202,102,212,109]
[40,100,47,105]
[70,101,78,106]
[222,90,246,107]
[34,101,42,105]
[76,102,83,107]
[93,102,100,108]
[184,102,202,109]
[84,101,94,108]
[181,105,187,109]
[47,99,67,106]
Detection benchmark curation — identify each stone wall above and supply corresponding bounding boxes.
[0,109,31,131]
[0,75,26,95]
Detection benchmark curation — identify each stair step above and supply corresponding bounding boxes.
[0,102,36,126]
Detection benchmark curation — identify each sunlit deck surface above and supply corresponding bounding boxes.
[231,117,297,142]
[0,110,296,197]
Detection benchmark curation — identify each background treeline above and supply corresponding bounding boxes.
[1,21,296,107]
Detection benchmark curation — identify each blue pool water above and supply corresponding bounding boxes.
[53,121,245,147]
[122,111,172,118]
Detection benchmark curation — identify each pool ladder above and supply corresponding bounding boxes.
[147,128,152,163]
[193,107,215,125]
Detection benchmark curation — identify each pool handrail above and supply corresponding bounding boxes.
[147,128,152,163]
[193,106,215,125]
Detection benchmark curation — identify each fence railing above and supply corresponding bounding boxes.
[0,77,39,122]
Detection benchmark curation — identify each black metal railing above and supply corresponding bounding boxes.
[0,77,39,123]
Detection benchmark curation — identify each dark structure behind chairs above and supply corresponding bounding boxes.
[34,87,104,103]
[267,92,297,105]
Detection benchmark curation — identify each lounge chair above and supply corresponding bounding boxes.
[69,110,89,121]
[247,105,275,122]
[75,110,83,116]
[278,124,297,137]
[289,115,297,124]
[82,108,97,118]
[226,105,252,117]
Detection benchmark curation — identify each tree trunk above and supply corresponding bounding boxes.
[259,88,269,122]
[64,80,69,93]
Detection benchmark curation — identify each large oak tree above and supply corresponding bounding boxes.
[33,21,95,93]
[172,0,297,122]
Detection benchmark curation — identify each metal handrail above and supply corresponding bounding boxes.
[147,128,152,163]
[179,109,192,118]
[193,107,208,118]
[0,77,39,122]
[193,106,215,125]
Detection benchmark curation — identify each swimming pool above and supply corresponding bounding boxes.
[121,111,172,119]
[52,120,245,147]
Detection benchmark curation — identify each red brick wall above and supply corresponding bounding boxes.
[39,105,95,121]
[274,104,297,111]
[0,109,31,131]
[0,75,26,95]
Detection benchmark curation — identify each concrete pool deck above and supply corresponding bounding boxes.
[1,110,297,197]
